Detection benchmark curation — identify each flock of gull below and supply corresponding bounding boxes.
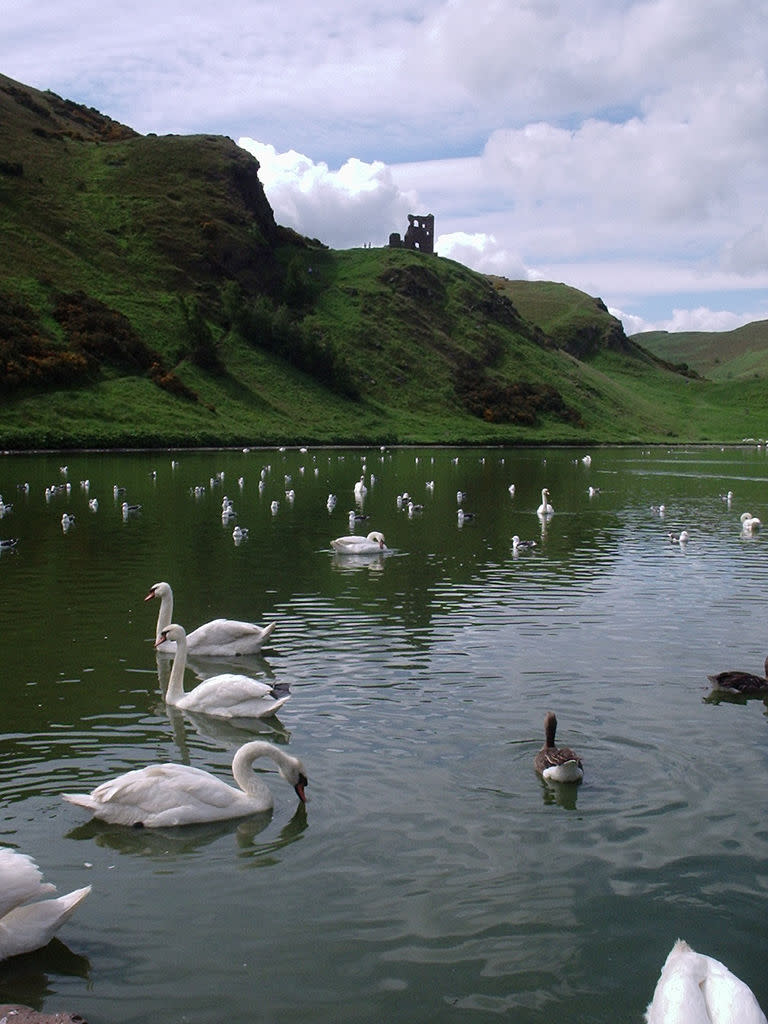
[2,452,768,1021]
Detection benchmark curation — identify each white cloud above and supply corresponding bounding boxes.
[238,139,416,248]
[4,0,768,329]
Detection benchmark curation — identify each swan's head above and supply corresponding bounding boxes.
[156,622,186,649]
[366,531,386,548]
[277,753,308,803]
[145,581,171,603]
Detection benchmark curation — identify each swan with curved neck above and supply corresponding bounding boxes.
[0,847,91,960]
[537,488,554,516]
[534,711,583,783]
[63,740,308,827]
[158,623,290,718]
[331,531,386,554]
[146,581,276,656]
[645,938,767,1023]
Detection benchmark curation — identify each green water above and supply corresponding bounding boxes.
[1,445,767,1022]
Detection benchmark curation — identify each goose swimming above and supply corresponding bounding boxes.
[707,655,768,695]
[62,740,307,826]
[534,712,583,783]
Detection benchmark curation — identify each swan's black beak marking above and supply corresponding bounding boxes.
[295,773,308,804]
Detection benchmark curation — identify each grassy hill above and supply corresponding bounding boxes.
[633,321,768,381]
[2,71,767,448]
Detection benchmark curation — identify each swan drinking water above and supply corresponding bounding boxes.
[62,740,308,827]
[146,581,276,656]
[644,938,767,1023]
[534,711,583,783]
[157,623,290,718]
[0,847,91,960]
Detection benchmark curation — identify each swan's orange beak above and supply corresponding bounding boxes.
[154,632,167,649]
[294,775,308,803]
[144,588,156,602]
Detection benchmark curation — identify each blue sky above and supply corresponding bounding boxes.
[4,0,768,334]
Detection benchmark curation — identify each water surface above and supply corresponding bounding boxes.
[1,445,767,1023]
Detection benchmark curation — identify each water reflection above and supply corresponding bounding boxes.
[0,940,91,1008]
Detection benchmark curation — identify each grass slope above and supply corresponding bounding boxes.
[1,72,767,448]
[634,322,768,381]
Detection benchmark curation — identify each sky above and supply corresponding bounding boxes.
[3,0,768,335]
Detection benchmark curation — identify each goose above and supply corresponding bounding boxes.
[62,740,308,827]
[157,623,290,719]
[145,581,276,656]
[644,938,767,1023]
[0,847,91,961]
[740,512,761,532]
[512,535,536,552]
[331,531,386,554]
[707,655,768,695]
[537,488,554,516]
[534,712,583,783]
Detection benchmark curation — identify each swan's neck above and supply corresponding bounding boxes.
[165,633,188,703]
[232,741,289,798]
[156,590,173,639]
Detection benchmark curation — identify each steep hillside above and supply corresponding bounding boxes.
[0,72,765,448]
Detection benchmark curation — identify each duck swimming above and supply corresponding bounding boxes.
[534,712,583,783]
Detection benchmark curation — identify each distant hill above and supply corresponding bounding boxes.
[1,71,766,448]
[633,321,768,381]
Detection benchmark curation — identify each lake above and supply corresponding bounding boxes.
[1,444,767,1023]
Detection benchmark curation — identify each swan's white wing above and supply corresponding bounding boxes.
[64,763,244,825]
[185,618,276,654]
[178,675,289,717]
[0,848,55,919]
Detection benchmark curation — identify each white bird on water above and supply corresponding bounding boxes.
[156,623,290,719]
[62,740,308,827]
[145,581,276,656]
[537,488,554,516]
[644,938,767,1023]
[0,847,91,961]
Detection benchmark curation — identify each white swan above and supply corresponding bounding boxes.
[331,531,386,554]
[534,711,583,783]
[0,847,91,961]
[740,512,761,532]
[537,488,554,516]
[354,475,367,501]
[645,938,767,1023]
[63,740,308,827]
[146,581,276,656]
[157,623,290,719]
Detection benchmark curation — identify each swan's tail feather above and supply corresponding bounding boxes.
[0,885,91,959]
[62,793,98,812]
